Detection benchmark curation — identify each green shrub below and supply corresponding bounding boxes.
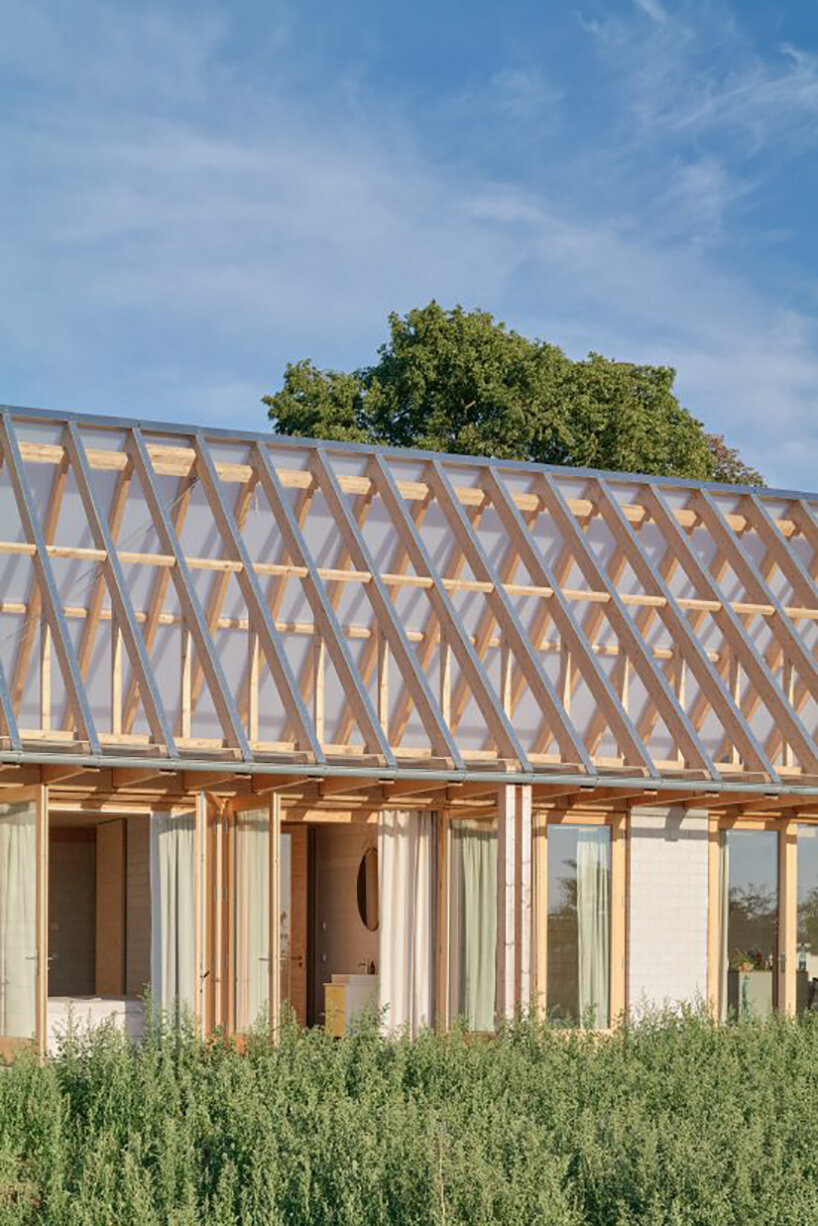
[1,1009,817,1224]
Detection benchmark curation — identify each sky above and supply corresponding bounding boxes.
[1,0,818,488]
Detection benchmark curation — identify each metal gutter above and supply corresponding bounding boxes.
[1,749,815,798]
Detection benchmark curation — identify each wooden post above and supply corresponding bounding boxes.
[269,793,281,1040]
[180,627,192,739]
[313,637,326,747]
[435,812,450,1030]
[707,816,721,1015]
[779,820,797,1016]
[40,621,51,732]
[533,808,547,1020]
[610,812,627,1024]
[195,793,209,1038]
[439,631,451,727]
[36,785,48,1058]
[517,784,532,1012]
[111,624,122,736]
[247,630,259,744]
[500,638,512,717]
[496,785,516,1021]
[377,630,389,729]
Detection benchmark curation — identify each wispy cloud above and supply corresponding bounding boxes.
[633,0,667,23]
[1,0,817,489]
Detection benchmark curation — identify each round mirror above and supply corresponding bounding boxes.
[356,847,379,931]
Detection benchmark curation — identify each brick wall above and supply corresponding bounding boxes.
[628,806,709,1014]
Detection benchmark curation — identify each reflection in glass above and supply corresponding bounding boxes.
[797,825,818,1014]
[547,825,610,1028]
[449,820,497,1031]
[356,847,379,931]
[721,829,778,1020]
[0,801,37,1040]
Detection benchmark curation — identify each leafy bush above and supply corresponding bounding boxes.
[1,1009,817,1224]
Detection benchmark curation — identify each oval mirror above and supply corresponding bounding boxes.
[356,847,379,931]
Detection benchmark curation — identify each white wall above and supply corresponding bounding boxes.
[628,806,709,1014]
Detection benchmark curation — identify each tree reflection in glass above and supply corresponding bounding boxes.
[722,829,778,1020]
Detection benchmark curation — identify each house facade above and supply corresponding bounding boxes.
[0,405,816,1058]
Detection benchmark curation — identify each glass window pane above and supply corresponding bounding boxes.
[0,800,37,1041]
[797,825,818,1014]
[547,824,610,1028]
[722,829,778,1020]
[449,820,497,1031]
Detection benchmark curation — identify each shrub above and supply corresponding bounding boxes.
[1,1009,817,1224]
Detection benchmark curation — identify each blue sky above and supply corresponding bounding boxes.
[2,0,818,487]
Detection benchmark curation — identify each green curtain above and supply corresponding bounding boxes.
[577,828,610,1029]
[450,821,497,1031]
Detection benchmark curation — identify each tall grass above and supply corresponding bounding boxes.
[1,1008,817,1224]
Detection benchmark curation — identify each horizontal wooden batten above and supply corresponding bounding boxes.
[14,438,802,537]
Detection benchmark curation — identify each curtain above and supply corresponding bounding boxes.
[577,828,610,1029]
[150,813,196,1015]
[450,821,497,1032]
[0,802,36,1039]
[378,810,433,1035]
[720,833,730,1021]
[233,809,270,1032]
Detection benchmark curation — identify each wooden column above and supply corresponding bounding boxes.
[496,786,516,1021]
[435,812,450,1030]
[517,785,532,1012]
[36,785,48,1058]
[269,793,281,1040]
[610,812,628,1023]
[195,793,210,1038]
[496,784,532,1021]
[779,820,797,1017]
[532,808,548,1020]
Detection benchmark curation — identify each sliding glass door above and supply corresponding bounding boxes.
[0,786,47,1059]
[546,824,611,1029]
[719,828,779,1020]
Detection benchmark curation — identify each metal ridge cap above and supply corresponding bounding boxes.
[1,403,812,503]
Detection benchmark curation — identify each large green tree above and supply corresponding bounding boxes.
[263,302,763,483]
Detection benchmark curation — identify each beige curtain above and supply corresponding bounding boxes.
[150,813,196,1014]
[234,808,270,1032]
[0,801,36,1039]
[449,820,497,1032]
[720,833,730,1021]
[378,810,433,1035]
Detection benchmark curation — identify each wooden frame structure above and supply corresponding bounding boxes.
[2,404,818,1047]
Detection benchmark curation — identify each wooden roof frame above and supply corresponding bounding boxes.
[0,402,817,808]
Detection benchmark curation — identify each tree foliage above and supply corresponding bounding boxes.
[264,302,763,483]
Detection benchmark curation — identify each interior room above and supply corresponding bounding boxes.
[47,811,150,1048]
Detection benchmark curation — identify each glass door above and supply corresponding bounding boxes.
[0,786,47,1060]
[720,827,779,1020]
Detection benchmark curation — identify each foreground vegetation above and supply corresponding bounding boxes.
[1,1009,817,1224]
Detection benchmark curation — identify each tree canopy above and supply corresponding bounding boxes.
[263,302,763,484]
